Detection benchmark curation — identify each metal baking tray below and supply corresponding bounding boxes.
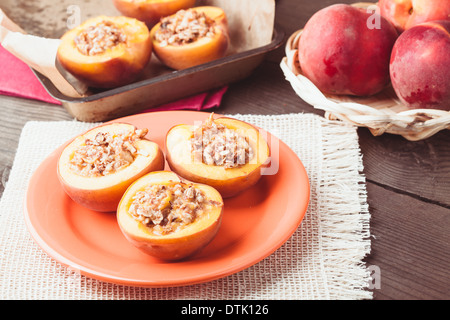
[5,0,284,122]
[36,27,284,122]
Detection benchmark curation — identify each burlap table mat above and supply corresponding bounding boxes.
[0,112,372,300]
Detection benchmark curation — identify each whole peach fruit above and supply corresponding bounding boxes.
[298,4,398,96]
[379,0,450,32]
[390,20,450,110]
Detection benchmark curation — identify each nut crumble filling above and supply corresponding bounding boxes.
[190,115,254,168]
[154,9,216,47]
[69,128,148,177]
[74,21,127,56]
[129,183,211,235]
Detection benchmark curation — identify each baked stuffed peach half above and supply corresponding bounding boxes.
[150,6,230,70]
[57,123,165,212]
[165,114,270,198]
[57,16,152,88]
[113,0,196,28]
[117,170,224,261]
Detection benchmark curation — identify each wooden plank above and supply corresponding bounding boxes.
[364,182,450,300]
[358,127,450,208]
[0,95,71,196]
[219,60,324,116]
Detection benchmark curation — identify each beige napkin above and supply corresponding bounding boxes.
[0,113,372,300]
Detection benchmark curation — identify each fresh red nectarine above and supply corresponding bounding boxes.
[390,20,450,110]
[298,4,398,97]
[379,0,450,32]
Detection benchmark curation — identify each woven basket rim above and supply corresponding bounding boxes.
[281,3,450,141]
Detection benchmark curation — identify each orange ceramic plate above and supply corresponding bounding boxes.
[24,111,310,287]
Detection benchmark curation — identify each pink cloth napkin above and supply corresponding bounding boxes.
[142,86,228,113]
[0,45,61,104]
[0,45,227,112]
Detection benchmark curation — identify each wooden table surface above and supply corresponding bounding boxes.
[0,0,449,300]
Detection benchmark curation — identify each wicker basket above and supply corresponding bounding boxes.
[280,2,450,141]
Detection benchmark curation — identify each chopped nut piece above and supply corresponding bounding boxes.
[154,8,216,46]
[70,128,148,177]
[190,115,254,168]
[129,183,211,235]
[74,20,127,56]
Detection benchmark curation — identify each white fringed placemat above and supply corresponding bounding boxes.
[0,112,372,300]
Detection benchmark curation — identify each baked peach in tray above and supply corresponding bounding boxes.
[113,0,196,28]
[117,170,224,261]
[165,114,270,198]
[57,16,152,88]
[150,6,230,70]
[57,123,165,212]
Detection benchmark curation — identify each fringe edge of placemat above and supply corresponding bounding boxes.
[317,118,373,300]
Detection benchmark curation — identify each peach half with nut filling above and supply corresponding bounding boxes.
[117,170,224,261]
[112,0,196,28]
[165,114,270,198]
[57,123,165,212]
[150,6,230,70]
[57,16,152,88]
